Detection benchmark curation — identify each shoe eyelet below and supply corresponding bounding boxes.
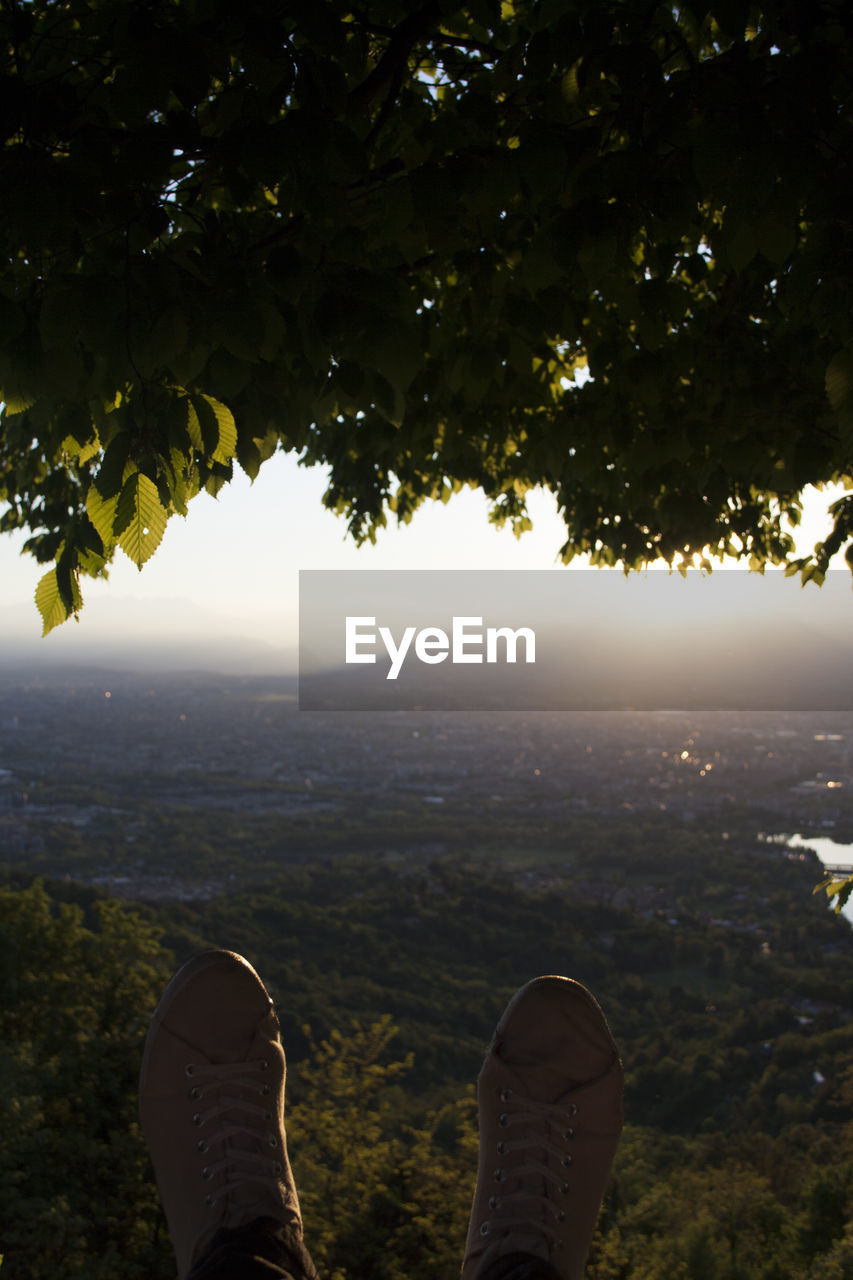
[259,1059,269,1070]
[562,1155,572,1167]
[480,1223,490,1237]
[189,1087,202,1101]
[489,1196,500,1210]
[204,1193,215,1208]
[264,1110,273,1121]
[261,1083,271,1096]
[496,1141,507,1155]
[494,1168,505,1182]
[273,1161,283,1174]
[201,1167,211,1181]
[563,1127,574,1140]
[499,1089,512,1102]
[567,1103,578,1117]
[197,1139,208,1153]
[185,1064,195,1077]
[558,1211,566,1223]
[560,1182,570,1195]
[498,1113,509,1127]
[192,1113,202,1127]
[268,1136,278,1148]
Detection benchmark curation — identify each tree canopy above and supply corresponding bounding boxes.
[1,0,852,632]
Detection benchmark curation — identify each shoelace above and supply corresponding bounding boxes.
[186,1059,290,1212]
[479,1088,578,1250]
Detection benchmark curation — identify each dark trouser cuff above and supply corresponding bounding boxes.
[476,1251,565,1280]
[187,1216,320,1280]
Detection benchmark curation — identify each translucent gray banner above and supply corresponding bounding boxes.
[298,569,853,711]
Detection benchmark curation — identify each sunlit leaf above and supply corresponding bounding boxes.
[86,485,119,548]
[205,395,238,464]
[34,567,81,636]
[114,472,169,569]
[2,394,36,416]
[186,398,204,451]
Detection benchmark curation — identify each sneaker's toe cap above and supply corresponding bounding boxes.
[147,950,277,1070]
[491,975,621,1098]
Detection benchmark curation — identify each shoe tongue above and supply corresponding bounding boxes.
[220,1127,271,1209]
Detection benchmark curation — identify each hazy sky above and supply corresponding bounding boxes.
[0,454,848,665]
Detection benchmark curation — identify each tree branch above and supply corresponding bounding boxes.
[351,11,502,60]
[348,0,442,115]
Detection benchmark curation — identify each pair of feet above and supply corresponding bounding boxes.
[139,952,624,1280]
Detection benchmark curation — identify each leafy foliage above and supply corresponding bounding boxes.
[288,1018,477,1280]
[2,1,853,628]
[0,881,174,1278]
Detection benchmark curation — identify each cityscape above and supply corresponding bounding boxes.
[1,664,851,920]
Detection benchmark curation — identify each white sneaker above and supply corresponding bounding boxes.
[139,951,303,1280]
[461,976,623,1280]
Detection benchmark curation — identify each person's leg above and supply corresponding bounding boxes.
[139,951,318,1280]
[461,976,623,1280]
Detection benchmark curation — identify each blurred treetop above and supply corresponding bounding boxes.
[1,0,853,631]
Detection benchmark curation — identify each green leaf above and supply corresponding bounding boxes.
[835,875,853,911]
[77,547,109,576]
[86,485,119,548]
[210,398,238,464]
[826,349,853,412]
[724,221,757,272]
[62,430,101,466]
[258,301,288,362]
[373,324,422,400]
[35,567,81,636]
[204,468,229,497]
[237,436,262,481]
[95,433,132,498]
[814,872,853,913]
[114,471,169,569]
[186,398,204,451]
[373,373,405,427]
[755,208,796,265]
[77,436,101,465]
[2,393,36,417]
[562,59,582,105]
[147,308,188,371]
[166,446,195,515]
[194,394,237,463]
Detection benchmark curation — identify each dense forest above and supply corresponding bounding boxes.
[2,831,852,1279]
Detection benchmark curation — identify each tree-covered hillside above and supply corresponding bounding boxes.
[2,847,852,1279]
